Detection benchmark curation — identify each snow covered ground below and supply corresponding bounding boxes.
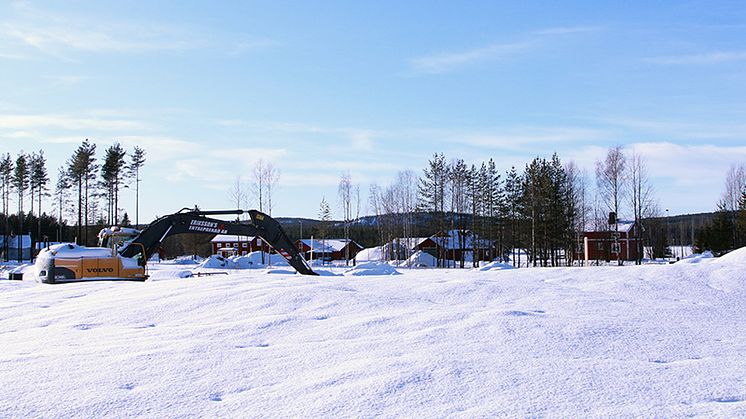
[1,250,746,417]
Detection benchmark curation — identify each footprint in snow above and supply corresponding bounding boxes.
[120,383,136,390]
[73,323,98,330]
[209,392,223,402]
[134,323,156,329]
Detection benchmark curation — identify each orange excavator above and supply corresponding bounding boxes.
[35,209,316,283]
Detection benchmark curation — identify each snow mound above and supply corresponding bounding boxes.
[344,261,401,276]
[676,251,714,264]
[715,246,746,265]
[480,261,517,271]
[406,251,437,268]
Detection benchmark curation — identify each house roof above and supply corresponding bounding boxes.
[587,220,635,234]
[298,239,362,253]
[432,230,492,250]
[210,234,257,243]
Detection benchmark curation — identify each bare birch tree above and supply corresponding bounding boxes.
[595,145,627,265]
[252,159,281,215]
[338,171,353,265]
[628,151,655,264]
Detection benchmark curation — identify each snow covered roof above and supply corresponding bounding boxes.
[588,220,635,233]
[211,235,257,243]
[298,239,360,253]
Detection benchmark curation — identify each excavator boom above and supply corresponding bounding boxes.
[119,209,317,275]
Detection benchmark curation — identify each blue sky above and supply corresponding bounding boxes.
[1,0,746,222]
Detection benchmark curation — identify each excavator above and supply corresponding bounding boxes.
[35,208,317,283]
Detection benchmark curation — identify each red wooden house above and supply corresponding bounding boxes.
[580,221,641,262]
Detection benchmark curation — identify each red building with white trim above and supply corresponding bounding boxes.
[580,221,641,262]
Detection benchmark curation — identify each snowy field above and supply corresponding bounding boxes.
[1,250,746,417]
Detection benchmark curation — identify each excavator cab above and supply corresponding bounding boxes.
[98,226,141,249]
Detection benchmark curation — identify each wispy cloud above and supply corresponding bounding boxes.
[645,51,746,65]
[0,3,277,59]
[407,25,601,75]
[409,41,534,75]
[530,26,603,36]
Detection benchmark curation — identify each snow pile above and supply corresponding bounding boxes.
[479,261,516,271]
[344,261,401,276]
[197,252,290,270]
[2,258,746,416]
[405,250,438,268]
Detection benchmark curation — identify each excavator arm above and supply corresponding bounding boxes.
[119,209,317,275]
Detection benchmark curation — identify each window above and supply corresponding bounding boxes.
[242,243,248,248]
[611,243,620,253]
[217,243,223,248]
[597,242,603,250]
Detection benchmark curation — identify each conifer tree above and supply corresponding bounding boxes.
[0,154,12,260]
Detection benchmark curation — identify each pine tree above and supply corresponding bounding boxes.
[12,153,29,261]
[318,197,331,265]
[30,151,49,240]
[101,143,127,225]
[54,167,70,242]
[418,153,448,266]
[128,146,146,226]
[68,139,97,245]
[504,166,521,266]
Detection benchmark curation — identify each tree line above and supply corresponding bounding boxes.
[696,164,746,255]
[353,146,662,267]
[1,140,146,260]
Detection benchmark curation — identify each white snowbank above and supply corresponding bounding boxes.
[715,246,746,265]
[2,255,746,416]
[479,260,517,271]
[354,246,383,262]
[344,261,401,276]
[405,250,438,268]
